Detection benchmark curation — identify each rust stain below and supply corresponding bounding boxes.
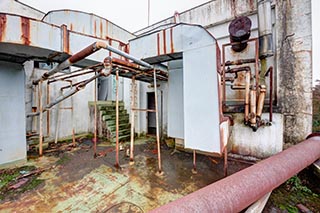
[100,20,103,38]
[94,21,97,36]
[21,17,30,45]
[106,20,109,37]
[0,14,7,41]
[249,0,255,11]
[163,29,167,54]
[108,39,112,57]
[62,25,70,54]
[70,23,73,31]
[170,27,174,53]
[231,0,237,17]
[157,33,160,55]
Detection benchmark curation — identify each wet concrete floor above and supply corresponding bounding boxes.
[0,137,249,212]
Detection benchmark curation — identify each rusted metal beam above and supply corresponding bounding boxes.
[151,136,320,213]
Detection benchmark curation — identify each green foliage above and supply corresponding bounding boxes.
[313,80,320,132]
[286,176,313,195]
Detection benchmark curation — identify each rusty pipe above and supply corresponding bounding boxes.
[115,70,120,169]
[269,67,273,122]
[151,136,320,213]
[130,76,136,164]
[33,42,101,85]
[257,85,266,118]
[224,58,256,66]
[244,71,251,124]
[34,41,154,85]
[250,87,257,129]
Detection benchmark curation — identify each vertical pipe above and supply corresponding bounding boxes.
[71,82,75,147]
[257,85,266,118]
[130,76,136,165]
[222,45,226,108]
[192,150,197,174]
[269,68,273,122]
[94,72,97,157]
[46,82,50,136]
[154,69,163,175]
[115,70,120,168]
[224,146,228,177]
[255,39,260,90]
[38,82,43,157]
[244,71,251,124]
[250,87,257,130]
[55,90,62,144]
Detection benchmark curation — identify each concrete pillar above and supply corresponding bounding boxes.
[0,61,27,166]
[276,0,313,144]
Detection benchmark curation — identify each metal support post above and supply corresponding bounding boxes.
[130,75,136,165]
[93,72,97,157]
[115,70,120,168]
[154,69,163,175]
[38,81,43,156]
[46,82,50,136]
[192,150,197,174]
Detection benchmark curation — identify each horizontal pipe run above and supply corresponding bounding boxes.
[131,108,156,112]
[151,136,320,213]
[34,41,154,85]
[224,58,256,66]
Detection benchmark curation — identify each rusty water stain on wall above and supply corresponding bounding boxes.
[0,14,7,41]
[21,17,30,45]
[170,27,174,53]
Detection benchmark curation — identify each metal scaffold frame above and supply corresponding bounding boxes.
[30,41,167,174]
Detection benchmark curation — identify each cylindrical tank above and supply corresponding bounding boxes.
[228,16,252,52]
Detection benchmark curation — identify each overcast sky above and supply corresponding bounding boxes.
[20,0,319,85]
[20,0,208,32]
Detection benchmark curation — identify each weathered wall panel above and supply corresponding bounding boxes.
[0,61,26,165]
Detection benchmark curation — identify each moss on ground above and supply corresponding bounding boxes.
[266,172,320,212]
[0,166,44,201]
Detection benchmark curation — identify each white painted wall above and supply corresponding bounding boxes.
[0,61,26,165]
[133,0,283,157]
[0,0,45,19]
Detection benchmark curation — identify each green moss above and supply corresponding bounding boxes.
[269,175,320,212]
[0,166,43,201]
[56,154,71,165]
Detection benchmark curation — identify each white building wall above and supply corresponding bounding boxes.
[0,0,44,19]
[0,61,26,166]
[133,0,285,158]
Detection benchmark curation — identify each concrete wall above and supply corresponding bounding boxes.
[276,0,313,145]
[24,65,95,139]
[132,0,312,157]
[0,61,26,165]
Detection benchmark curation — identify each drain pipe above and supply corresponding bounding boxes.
[151,136,320,213]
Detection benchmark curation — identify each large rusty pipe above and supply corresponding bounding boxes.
[151,136,320,213]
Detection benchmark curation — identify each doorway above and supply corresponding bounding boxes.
[147,92,156,135]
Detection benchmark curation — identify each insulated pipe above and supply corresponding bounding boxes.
[115,70,120,169]
[250,87,257,130]
[151,136,320,213]
[258,0,273,58]
[257,85,266,118]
